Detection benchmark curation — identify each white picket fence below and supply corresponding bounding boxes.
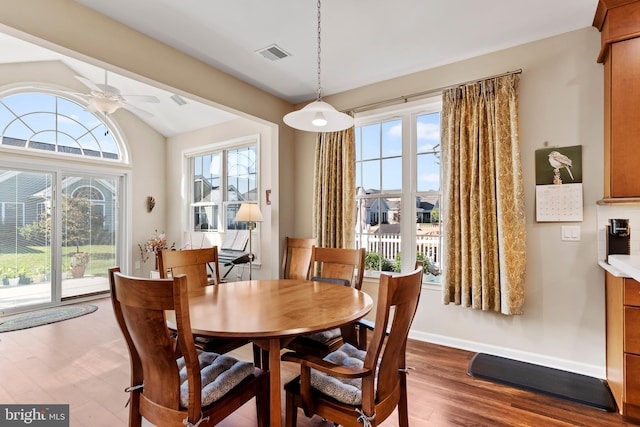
[357,232,441,265]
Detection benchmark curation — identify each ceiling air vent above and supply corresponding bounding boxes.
[256,44,291,61]
[170,94,187,106]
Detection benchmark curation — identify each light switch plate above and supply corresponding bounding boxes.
[561,225,581,241]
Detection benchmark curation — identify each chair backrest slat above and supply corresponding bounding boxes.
[365,266,423,402]
[310,246,365,290]
[282,237,316,280]
[159,247,220,289]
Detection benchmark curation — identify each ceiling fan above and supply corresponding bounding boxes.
[70,70,160,118]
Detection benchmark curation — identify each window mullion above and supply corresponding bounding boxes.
[400,112,415,272]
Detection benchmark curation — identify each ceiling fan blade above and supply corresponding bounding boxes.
[95,83,121,95]
[122,94,160,103]
[121,102,154,118]
[74,75,102,92]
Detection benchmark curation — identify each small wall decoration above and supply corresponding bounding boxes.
[147,196,156,213]
[534,145,583,222]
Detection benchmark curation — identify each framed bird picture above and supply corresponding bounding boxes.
[535,145,582,185]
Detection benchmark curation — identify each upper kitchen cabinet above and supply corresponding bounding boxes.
[594,0,640,198]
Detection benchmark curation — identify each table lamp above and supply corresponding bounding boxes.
[233,203,264,279]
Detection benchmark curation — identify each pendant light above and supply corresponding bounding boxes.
[283,0,353,132]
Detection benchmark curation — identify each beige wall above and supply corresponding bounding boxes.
[1,1,607,376]
[293,27,606,376]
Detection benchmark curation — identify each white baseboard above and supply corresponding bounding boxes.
[408,330,606,379]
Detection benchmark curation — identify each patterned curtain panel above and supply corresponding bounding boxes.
[313,128,356,248]
[441,74,526,315]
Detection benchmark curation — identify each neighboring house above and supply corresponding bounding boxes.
[416,199,434,223]
[0,170,116,238]
[357,187,439,226]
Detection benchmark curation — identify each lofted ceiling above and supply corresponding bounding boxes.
[1,0,599,136]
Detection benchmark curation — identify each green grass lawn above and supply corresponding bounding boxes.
[0,245,116,279]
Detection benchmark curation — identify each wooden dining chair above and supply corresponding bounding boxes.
[108,268,269,427]
[281,237,317,280]
[282,265,423,427]
[357,260,425,350]
[284,246,365,358]
[159,247,249,355]
[158,247,221,287]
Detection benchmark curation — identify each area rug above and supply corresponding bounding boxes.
[0,304,98,332]
[468,353,617,412]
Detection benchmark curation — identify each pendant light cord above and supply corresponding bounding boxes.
[316,0,322,101]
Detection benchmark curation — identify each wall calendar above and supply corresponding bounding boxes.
[535,183,583,222]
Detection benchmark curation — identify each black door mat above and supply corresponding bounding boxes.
[468,353,616,412]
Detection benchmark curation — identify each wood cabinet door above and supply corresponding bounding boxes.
[611,38,640,197]
[625,306,640,354]
[625,354,640,418]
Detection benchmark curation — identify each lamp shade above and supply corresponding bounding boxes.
[234,203,264,223]
[284,100,353,132]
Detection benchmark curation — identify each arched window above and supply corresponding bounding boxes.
[0,92,121,160]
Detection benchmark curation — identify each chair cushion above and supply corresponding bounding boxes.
[177,351,254,408]
[310,343,367,405]
[310,276,351,287]
[303,327,342,344]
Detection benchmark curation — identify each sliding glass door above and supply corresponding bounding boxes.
[60,174,117,300]
[0,170,53,311]
[0,169,121,313]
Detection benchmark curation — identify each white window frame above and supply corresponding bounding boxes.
[355,96,442,284]
[183,135,260,235]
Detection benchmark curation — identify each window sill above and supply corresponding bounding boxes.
[363,272,441,289]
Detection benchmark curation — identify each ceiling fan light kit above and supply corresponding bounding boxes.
[69,71,159,118]
[88,95,122,115]
[283,0,353,133]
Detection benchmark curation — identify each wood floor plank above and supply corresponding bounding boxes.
[0,297,635,426]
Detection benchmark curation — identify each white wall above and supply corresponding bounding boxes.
[293,27,606,377]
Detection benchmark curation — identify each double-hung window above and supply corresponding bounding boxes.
[189,141,258,232]
[355,98,442,283]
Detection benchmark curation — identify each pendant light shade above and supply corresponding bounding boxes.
[284,100,353,132]
[283,0,353,133]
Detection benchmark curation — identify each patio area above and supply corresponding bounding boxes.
[0,275,108,313]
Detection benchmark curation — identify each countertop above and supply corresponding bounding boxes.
[604,255,640,280]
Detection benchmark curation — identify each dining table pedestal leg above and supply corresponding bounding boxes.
[252,337,293,427]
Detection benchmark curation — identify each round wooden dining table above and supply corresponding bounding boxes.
[173,278,373,427]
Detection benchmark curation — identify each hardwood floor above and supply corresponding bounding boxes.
[0,297,635,426]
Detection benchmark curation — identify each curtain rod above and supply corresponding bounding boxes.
[346,68,523,114]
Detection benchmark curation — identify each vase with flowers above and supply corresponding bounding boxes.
[139,230,175,270]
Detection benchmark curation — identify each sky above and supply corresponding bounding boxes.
[355,111,440,193]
